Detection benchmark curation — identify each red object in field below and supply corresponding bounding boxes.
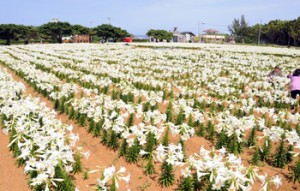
[122,37,132,43]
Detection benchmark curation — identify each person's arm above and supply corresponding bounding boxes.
[268,71,273,77]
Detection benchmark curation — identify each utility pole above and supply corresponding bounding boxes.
[107,17,111,25]
[258,19,262,45]
[90,21,93,43]
[198,21,205,43]
[198,21,200,37]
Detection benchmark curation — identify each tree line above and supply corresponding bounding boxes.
[0,21,130,45]
[228,15,300,46]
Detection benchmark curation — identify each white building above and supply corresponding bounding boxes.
[201,29,226,43]
[172,27,196,43]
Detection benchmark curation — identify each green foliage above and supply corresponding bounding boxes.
[198,100,205,110]
[247,126,257,147]
[68,106,75,119]
[289,159,300,183]
[166,101,173,122]
[265,119,272,128]
[159,161,175,187]
[228,15,249,43]
[196,122,205,137]
[54,162,75,191]
[296,124,300,136]
[64,103,69,115]
[162,127,169,146]
[119,138,128,157]
[251,146,260,165]
[163,90,167,100]
[0,24,37,45]
[93,24,130,42]
[179,139,187,162]
[78,113,86,126]
[151,102,159,111]
[146,29,173,42]
[29,171,45,191]
[209,103,216,113]
[217,103,225,112]
[206,120,215,142]
[228,15,300,46]
[216,128,228,149]
[143,101,150,112]
[9,125,21,158]
[228,132,239,155]
[88,119,95,133]
[289,17,300,45]
[176,107,185,125]
[32,184,45,191]
[273,135,287,168]
[93,120,103,137]
[144,133,156,159]
[72,151,82,174]
[144,156,155,175]
[59,96,66,113]
[234,108,244,118]
[260,138,271,162]
[111,89,119,100]
[72,24,90,35]
[110,177,116,191]
[39,21,73,43]
[101,129,108,145]
[187,114,193,127]
[192,98,198,109]
[127,113,134,127]
[178,176,194,191]
[107,130,119,151]
[83,169,89,180]
[125,138,140,163]
[54,99,59,110]
[286,144,294,163]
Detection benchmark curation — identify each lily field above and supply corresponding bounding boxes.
[0,43,300,191]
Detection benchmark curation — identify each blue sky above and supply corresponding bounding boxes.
[0,0,299,35]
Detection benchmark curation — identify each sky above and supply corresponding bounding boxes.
[0,0,299,35]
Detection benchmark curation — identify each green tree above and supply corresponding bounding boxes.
[0,24,23,45]
[39,21,73,43]
[228,15,249,43]
[93,24,130,42]
[146,29,173,42]
[264,20,290,45]
[21,26,39,44]
[72,24,90,35]
[288,17,300,46]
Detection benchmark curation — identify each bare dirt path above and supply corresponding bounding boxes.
[0,130,31,191]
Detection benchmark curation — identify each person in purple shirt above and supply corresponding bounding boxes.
[288,68,300,110]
